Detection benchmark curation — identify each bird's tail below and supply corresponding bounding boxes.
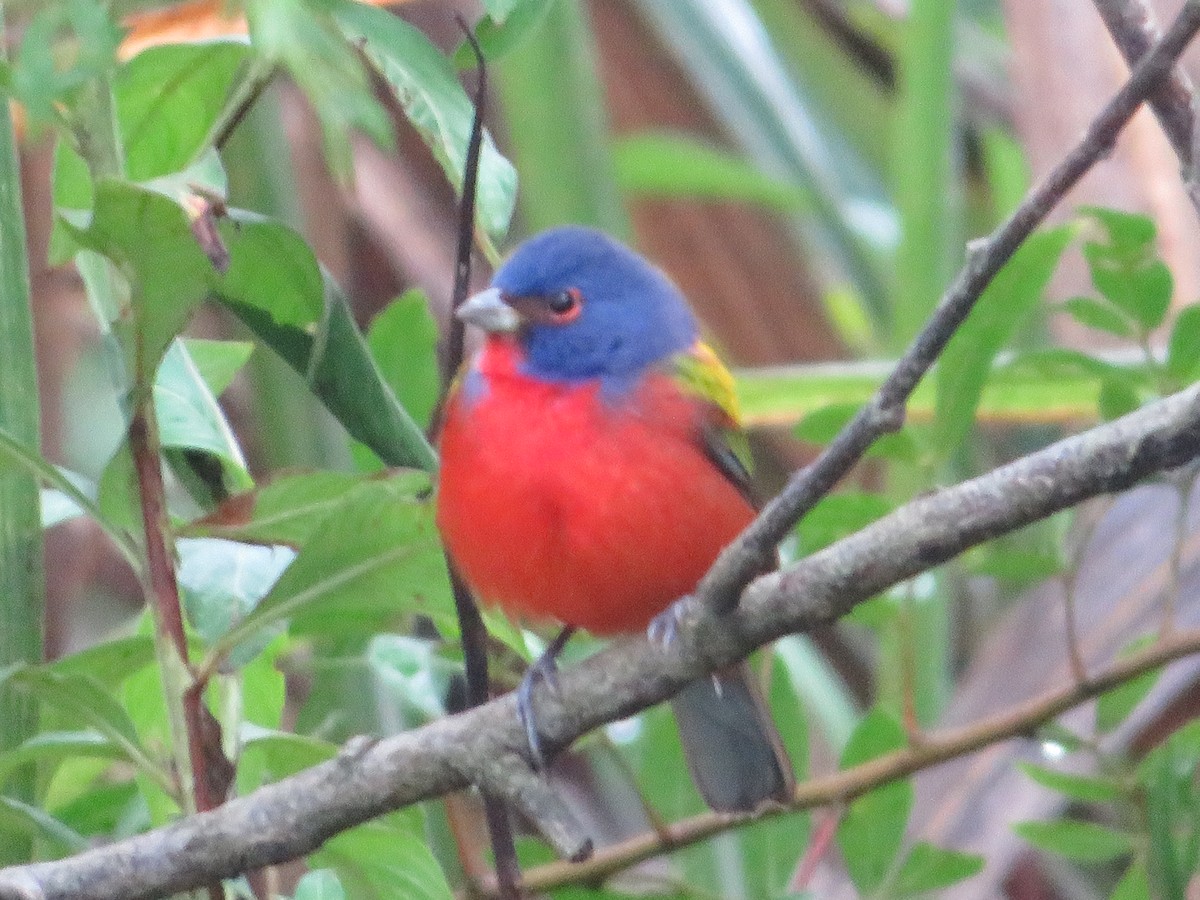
[669,662,795,812]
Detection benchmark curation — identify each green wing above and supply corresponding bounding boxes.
[670,341,757,503]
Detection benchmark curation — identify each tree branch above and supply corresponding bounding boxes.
[3,373,1200,900]
[696,0,1200,615]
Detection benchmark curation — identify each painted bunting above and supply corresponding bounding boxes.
[436,226,793,812]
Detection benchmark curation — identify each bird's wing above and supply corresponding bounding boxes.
[669,341,757,504]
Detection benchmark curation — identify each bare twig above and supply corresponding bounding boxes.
[696,0,1200,616]
[3,377,1200,900]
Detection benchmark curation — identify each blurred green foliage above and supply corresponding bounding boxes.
[0,0,1197,897]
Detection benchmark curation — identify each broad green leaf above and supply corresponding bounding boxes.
[182,338,255,397]
[309,813,453,900]
[61,181,212,384]
[482,0,522,21]
[795,491,894,556]
[10,669,171,795]
[1081,207,1157,248]
[238,726,337,793]
[367,291,441,431]
[185,470,429,547]
[614,132,814,211]
[1062,296,1134,338]
[155,339,252,491]
[966,548,1063,583]
[214,214,436,472]
[457,0,558,64]
[177,538,295,667]
[0,731,121,790]
[893,842,984,896]
[292,870,346,900]
[933,225,1072,457]
[1109,861,1150,900]
[0,797,88,857]
[47,634,155,687]
[118,41,251,181]
[837,709,911,894]
[245,0,390,179]
[1098,637,1160,733]
[49,780,143,840]
[209,479,452,657]
[1015,819,1133,862]
[1167,305,1200,382]
[1018,763,1122,804]
[334,0,517,241]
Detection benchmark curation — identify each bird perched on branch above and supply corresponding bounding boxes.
[436,226,793,812]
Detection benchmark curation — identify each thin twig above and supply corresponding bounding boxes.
[697,0,1200,616]
[4,377,1200,900]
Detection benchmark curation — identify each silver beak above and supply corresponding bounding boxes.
[455,287,521,333]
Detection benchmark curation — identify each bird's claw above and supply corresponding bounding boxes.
[648,596,693,648]
[517,626,575,770]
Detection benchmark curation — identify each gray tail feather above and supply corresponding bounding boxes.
[669,663,795,812]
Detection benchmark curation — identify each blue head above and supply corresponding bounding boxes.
[458,227,698,392]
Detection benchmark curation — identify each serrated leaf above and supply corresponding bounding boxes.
[334,0,516,241]
[1062,296,1134,338]
[209,479,452,657]
[1167,305,1200,382]
[1015,819,1133,861]
[893,842,984,896]
[838,709,911,894]
[1018,763,1122,804]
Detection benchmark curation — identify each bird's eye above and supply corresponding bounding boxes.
[546,288,582,321]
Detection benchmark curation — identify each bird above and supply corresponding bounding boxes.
[436,225,794,813]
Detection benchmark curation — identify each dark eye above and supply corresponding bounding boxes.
[546,288,582,320]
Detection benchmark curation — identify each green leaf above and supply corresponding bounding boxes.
[334,0,516,241]
[309,813,453,900]
[1062,296,1134,338]
[292,870,346,900]
[457,0,557,64]
[893,842,984,896]
[796,491,894,556]
[0,731,121,790]
[1080,209,1172,330]
[214,214,436,472]
[367,291,441,431]
[208,479,452,658]
[1014,819,1133,862]
[1098,378,1142,422]
[245,0,390,179]
[795,402,918,462]
[47,634,155,687]
[9,669,171,795]
[1167,305,1200,382]
[614,132,814,211]
[238,726,337,792]
[0,797,88,857]
[933,225,1072,457]
[183,471,427,547]
[837,709,912,894]
[368,634,456,728]
[966,548,1063,582]
[1109,861,1150,900]
[12,0,122,124]
[1018,763,1123,804]
[1098,637,1161,733]
[177,538,295,667]
[117,41,250,181]
[182,338,255,397]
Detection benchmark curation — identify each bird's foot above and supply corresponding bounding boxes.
[648,595,694,648]
[517,626,576,770]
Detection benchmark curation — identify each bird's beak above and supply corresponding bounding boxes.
[456,287,521,333]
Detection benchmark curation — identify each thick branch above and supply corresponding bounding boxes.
[3,375,1199,900]
[696,0,1200,613]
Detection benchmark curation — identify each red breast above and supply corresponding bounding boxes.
[436,337,754,635]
